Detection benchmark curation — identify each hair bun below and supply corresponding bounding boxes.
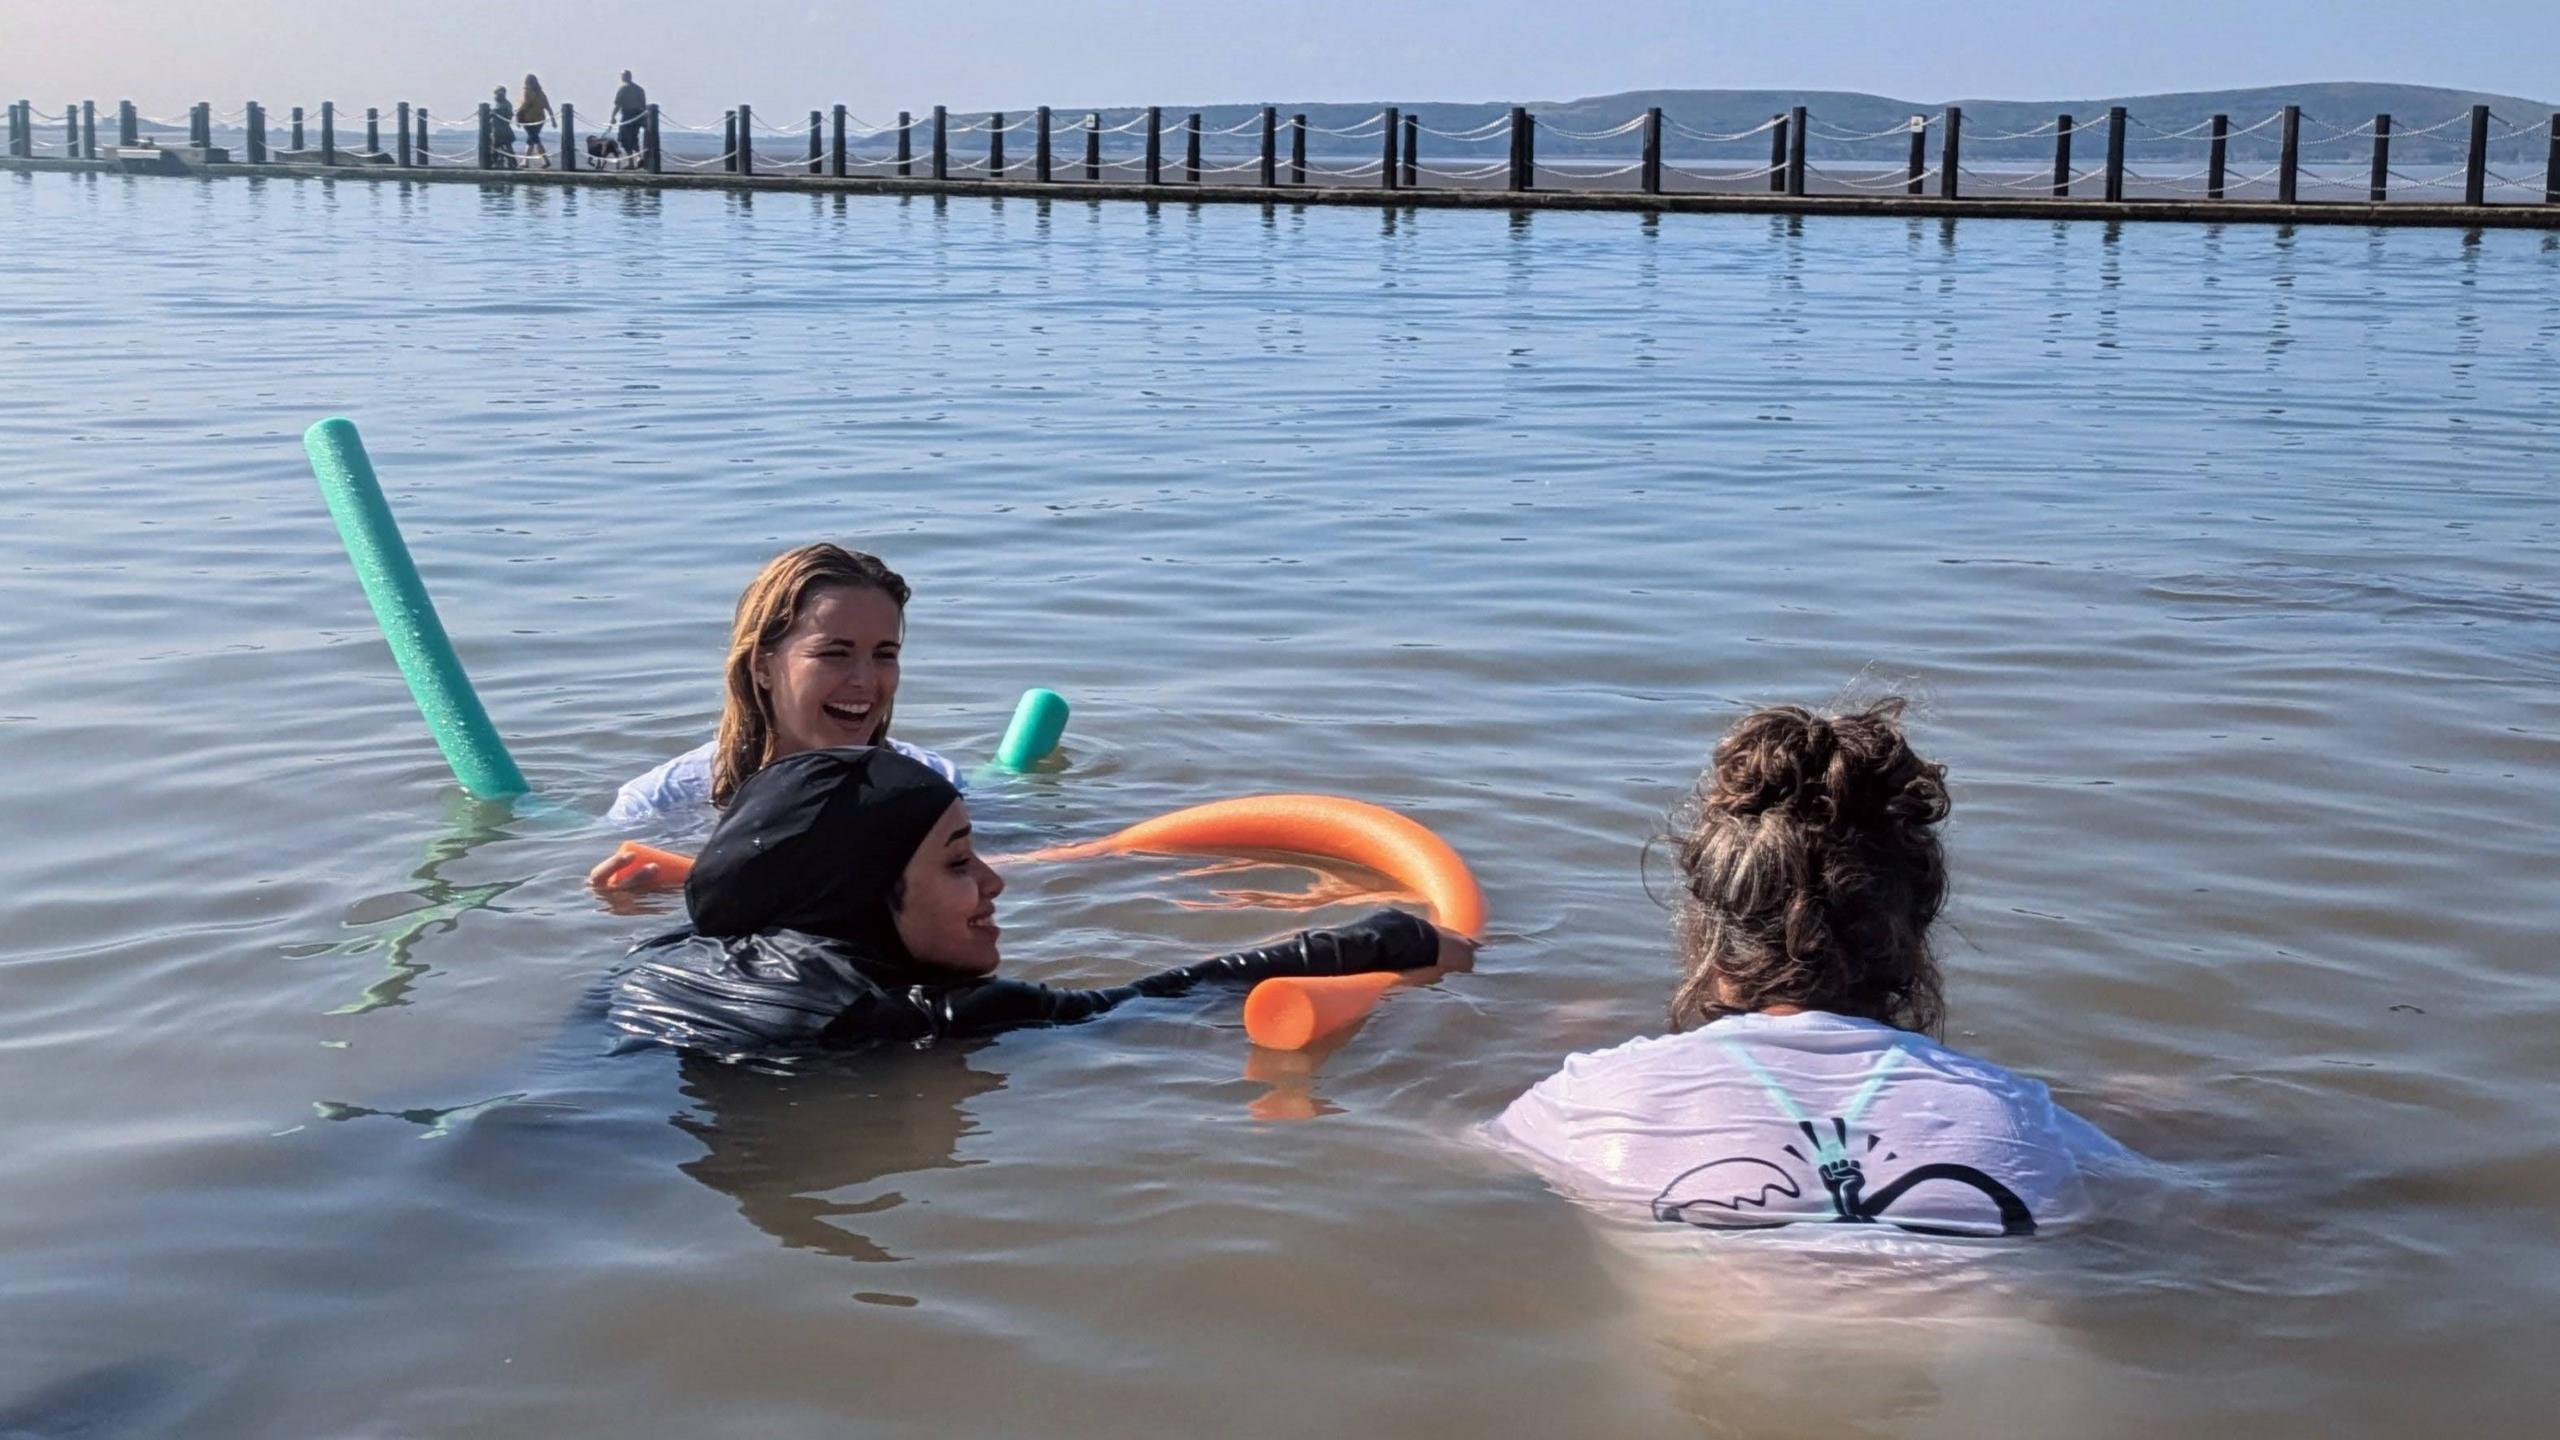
[1704,700,1945,834]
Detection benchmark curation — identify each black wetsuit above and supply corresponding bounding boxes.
[609,906,1442,1062]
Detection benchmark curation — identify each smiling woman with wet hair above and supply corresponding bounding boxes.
[596,545,965,887]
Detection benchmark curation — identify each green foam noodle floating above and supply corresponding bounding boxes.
[305,417,530,800]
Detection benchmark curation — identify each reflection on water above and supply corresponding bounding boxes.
[0,169,2556,1436]
[674,1049,1004,1269]
[280,793,528,1014]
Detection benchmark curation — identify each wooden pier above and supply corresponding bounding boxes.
[8,97,2556,230]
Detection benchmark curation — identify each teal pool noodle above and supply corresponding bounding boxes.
[304,418,530,800]
[993,688,1070,772]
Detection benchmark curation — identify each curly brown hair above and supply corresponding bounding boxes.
[1666,699,1950,1035]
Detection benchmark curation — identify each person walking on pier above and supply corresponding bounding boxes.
[611,70,648,165]
[517,74,556,168]
[487,86,518,168]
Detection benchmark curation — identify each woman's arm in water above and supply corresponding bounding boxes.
[931,908,1471,1039]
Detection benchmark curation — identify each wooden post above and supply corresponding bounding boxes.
[1259,106,1276,186]
[2278,104,2300,204]
[1184,111,1199,183]
[321,101,335,165]
[412,106,425,166]
[1785,104,1806,196]
[118,99,136,148]
[1035,105,1051,182]
[807,109,821,174]
[2369,113,2390,203]
[2546,114,2559,204]
[1507,106,1530,190]
[247,102,265,163]
[1402,112,1418,186]
[475,103,491,168]
[396,101,411,166]
[1640,105,1662,194]
[645,104,661,172]
[555,103,573,171]
[991,111,1006,179]
[2207,113,2228,199]
[80,100,95,159]
[2104,106,2125,202]
[738,103,753,176]
[1766,111,1786,192]
[1085,112,1100,181]
[59,101,72,155]
[1903,115,1926,195]
[366,106,380,161]
[832,105,847,177]
[6,102,19,160]
[196,101,212,148]
[292,105,306,153]
[2051,113,2073,197]
[1939,106,1960,198]
[931,106,949,179]
[1144,105,1160,184]
[1382,107,1399,190]
[897,110,912,176]
[2463,103,2488,206]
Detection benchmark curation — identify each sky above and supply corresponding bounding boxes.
[6,0,2555,119]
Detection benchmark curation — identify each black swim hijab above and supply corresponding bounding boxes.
[684,746,963,960]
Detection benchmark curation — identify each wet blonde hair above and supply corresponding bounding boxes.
[1666,699,1950,1034]
[710,544,911,808]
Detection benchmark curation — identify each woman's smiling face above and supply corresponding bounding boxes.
[755,584,903,757]
[892,800,1005,974]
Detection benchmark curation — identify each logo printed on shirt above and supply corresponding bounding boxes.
[1646,1040,2039,1238]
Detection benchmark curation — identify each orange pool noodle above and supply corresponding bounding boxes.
[1024,794,1485,937]
[1243,969,1404,1051]
[603,840,694,891]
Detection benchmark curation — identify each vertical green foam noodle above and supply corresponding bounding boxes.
[993,687,1070,772]
[304,417,530,799]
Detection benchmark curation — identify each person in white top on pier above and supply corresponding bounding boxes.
[1491,699,2135,1241]
[595,543,962,887]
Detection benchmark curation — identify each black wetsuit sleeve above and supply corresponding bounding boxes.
[929,908,1442,1039]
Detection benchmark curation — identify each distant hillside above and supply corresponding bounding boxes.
[1047,83,2554,164]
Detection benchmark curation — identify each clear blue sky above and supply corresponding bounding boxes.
[9,0,2554,117]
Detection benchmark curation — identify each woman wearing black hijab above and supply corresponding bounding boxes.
[609,748,1471,1062]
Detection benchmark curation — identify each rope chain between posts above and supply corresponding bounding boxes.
[1806,162,1941,190]
[1664,159,1786,181]
[1669,115,1786,143]
[1962,118,2062,141]
[1541,113,1648,140]
[1414,158,1513,179]
[1303,111,1388,137]
[1544,158,1648,177]
[1808,118,1923,142]
[1418,116,1511,141]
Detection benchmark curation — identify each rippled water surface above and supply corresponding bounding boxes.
[4,171,2558,1438]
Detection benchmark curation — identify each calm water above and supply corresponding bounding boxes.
[4,171,2558,1438]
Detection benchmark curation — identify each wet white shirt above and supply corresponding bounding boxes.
[605,737,965,828]
[1489,1011,2131,1239]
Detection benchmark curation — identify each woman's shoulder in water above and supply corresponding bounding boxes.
[605,737,965,828]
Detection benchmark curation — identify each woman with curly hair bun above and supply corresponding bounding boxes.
[1491,700,2135,1240]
